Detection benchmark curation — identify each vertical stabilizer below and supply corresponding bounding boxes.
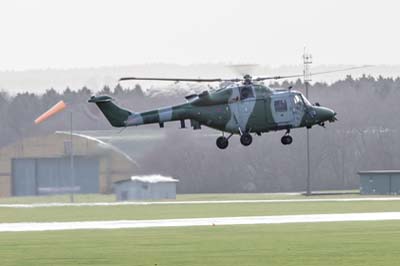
[88,96,132,127]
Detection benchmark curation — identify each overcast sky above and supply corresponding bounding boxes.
[0,0,399,71]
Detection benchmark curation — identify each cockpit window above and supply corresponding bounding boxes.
[294,94,301,104]
[274,99,288,112]
[301,94,312,106]
[293,94,303,109]
[240,86,254,100]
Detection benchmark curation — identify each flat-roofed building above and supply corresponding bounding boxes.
[358,170,400,195]
[114,175,179,201]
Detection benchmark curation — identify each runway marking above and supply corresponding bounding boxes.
[1,212,400,232]
[1,197,400,208]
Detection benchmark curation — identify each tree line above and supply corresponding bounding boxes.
[1,74,400,193]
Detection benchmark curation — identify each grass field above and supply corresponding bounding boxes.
[1,221,399,266]
[1,194,399,266]
[0,193,301,204]
[1,200,400,223]
[0,191,371,204]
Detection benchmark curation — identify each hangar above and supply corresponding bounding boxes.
[0,132,138,197]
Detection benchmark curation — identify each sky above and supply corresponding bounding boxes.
[0,0,399,71]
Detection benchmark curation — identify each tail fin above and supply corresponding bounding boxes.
[88,96,132,127]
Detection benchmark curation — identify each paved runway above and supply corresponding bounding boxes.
[1,197,400,208]
[1,212,400,232]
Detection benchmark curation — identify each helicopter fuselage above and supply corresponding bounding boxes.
[89,83,336,148]
[124,84,335,133]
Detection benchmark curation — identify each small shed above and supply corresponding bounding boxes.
[114,175,179,201]
[358,170,400,195]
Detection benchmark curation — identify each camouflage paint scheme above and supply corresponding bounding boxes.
[89,83,336,146]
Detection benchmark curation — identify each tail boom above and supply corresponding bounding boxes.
[89,95,190,128]
[126,105,189,126]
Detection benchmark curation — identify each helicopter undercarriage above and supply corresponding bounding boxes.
[216,129,293,149]
[281,129,293,145]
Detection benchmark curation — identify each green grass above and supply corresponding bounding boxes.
[1,221,399,266]
[1,200,400,223]
[1,194,399,265]
[0,194,116,204]
[0,193,307,204]
[176,192,364,201]
[0,191,386,205]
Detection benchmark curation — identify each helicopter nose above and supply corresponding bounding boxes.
[314,106,337,123]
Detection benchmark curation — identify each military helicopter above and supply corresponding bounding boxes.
[89,71,344,149]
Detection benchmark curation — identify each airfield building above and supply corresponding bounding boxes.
[0,132,138,197]
[114,175,179,201]
[359,170,400,195]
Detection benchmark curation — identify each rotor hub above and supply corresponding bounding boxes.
[243,74,252,85]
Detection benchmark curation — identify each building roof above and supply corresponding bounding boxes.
[358,170,400,175]
[115,175,179,184]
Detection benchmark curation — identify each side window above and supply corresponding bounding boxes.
[274,99,288,112]
[240,86,254,100]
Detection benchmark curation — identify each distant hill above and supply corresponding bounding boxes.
[0,64,398,95]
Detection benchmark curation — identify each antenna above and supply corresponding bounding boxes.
[303,48,312,196]
[303,49,312,95]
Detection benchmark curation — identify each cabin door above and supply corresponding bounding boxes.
[237,86,257,130]
[270,95,293,125]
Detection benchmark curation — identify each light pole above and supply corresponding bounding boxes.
[303,51,312,196]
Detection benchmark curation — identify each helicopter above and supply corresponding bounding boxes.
[88,71,341,149]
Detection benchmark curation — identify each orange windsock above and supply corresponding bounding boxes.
[34,100,67,124]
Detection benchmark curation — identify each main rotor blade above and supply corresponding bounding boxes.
[254,74,303,81]
[306,65,374,77]
[119,77,236,82]
[254,65,374,81]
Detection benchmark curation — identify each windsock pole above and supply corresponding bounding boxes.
[34,101,75,203]
[69,111,75,203]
